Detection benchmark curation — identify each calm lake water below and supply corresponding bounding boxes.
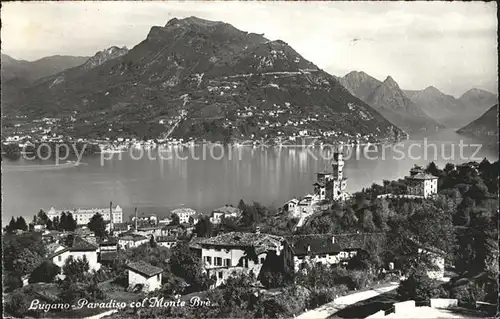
[2,129,498,224]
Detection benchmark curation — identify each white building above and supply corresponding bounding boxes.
[118,233,149,249]
[170,208,197,224]
[126,261,162,292]
[47,205,123,225]
[51,236,101,272]
[405,171,439,198]
[156,236,178,249]
[197,231,293,287]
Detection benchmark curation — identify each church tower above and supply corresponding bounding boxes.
[331,152,347,201]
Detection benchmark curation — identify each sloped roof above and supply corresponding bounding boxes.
[188,236,205,250]
[170,208,197,215]
[70,236,98,251]
[199,232,283,249]
[212,205,241,216]
[286,233,385,254]
[156,236,177,242]
[286,234,341,256]
[127,261,163,277]
[407,172,438,180]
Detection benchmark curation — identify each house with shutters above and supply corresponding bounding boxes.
[196,230,293,287]
[285,233,386,272]
[50,236,101,272]
[126,261,163,292]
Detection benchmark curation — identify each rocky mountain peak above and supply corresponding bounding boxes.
[383,75,399,89]
[82,46,128,69]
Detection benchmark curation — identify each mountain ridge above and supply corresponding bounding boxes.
[340,71,442,133]
[3,17,404,143]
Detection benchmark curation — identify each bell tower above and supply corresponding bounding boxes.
[332,152,347,200]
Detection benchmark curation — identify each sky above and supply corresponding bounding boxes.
[1,1,497,97]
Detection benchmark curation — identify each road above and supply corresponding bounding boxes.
[295,283,399,319]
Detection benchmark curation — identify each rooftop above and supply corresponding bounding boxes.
[407,172,439,180]
[199,232,283,249]
[286,233,386,253]
[170,207,197,215]
[212,205,241,216]
[286,234,341,255]
[156,236,177,242]
[126,261,163,277]
[118,233,148,241]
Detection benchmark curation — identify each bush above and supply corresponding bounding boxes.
[29,261,60,284]
[450,282,489,306]
[4,290,30,317]
[3,274,23,292]
[397,270,440,301]
[347,270,375,290]
[307,285,349,309]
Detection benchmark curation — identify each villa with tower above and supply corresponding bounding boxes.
[284,151,348,217]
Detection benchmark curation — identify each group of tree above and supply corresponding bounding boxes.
[4,216,29,233]
[87,213,107,238]
[27,209,77,231]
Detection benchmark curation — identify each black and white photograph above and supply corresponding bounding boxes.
[1,1,498,318]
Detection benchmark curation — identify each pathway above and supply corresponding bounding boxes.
[295,283,399,319]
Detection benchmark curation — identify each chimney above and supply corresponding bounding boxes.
[109,201,114,232]
[332,236,335,244]
[134,207,138,231]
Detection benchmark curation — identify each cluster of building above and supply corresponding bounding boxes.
[47,204,124,225]
[185,230,445,288]
[284,152,349,218]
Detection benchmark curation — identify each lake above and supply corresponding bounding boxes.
[2,129,498,224]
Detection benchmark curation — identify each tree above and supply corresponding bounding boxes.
[63,255,90,282]
[397,269,440,301]
[194,216,213,237]
[347,250,372,271]
[13,248,43,276]
[29,261,61,283]
[4,290,30,318]
[425,162,441,177]
[5,216,17,233]
[3,273,22,292]
[15,216,28,231]
[35,209,49,225]
[149,236,157,248]
[237,199,247,212]
[60,212,68,230]
[46,218,54,230]
[65,213,77,231]
[169,242,209,290]
[88,213,106,238]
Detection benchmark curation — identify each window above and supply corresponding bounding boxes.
[58,256,62,262]
[260,257,265,264]
[215,248,221,252]
[215,257,222,266]
[157,274,160,280]
[205,256,212,265]
[244,258,248,268]
[218,271,223,279]
[224,259,231,267]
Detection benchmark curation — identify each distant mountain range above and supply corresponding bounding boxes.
[339,71,443,133]
[340,71,497,131]
[404,87,496,128]
[456,104,498,141]
[2,17,403,143]
[1,53,90,83]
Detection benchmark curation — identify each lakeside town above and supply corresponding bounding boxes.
[3,153,498,318]
[1,113,407,157]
